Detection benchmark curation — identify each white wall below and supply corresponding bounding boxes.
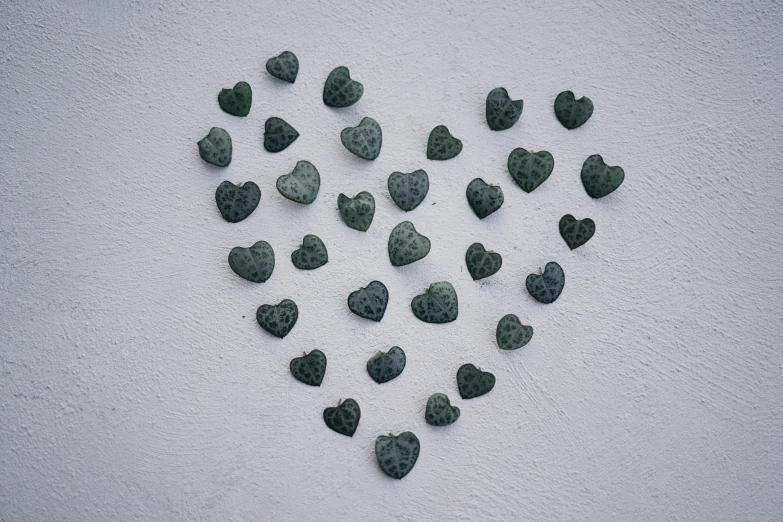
[1,1,782,520]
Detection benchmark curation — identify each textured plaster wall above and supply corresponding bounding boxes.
[1,1,782,520]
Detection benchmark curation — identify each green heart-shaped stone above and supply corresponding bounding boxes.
[276,160,320,204]
[457,364,495,399]
[341,117,382,160]
[266,51,298,83]
[215,181,260,223]
[411,282,457,324]
[427,125,462,160]
[559,214,595,250]
[323,66,363,108]
[581,155,624,198]
[465,243,502,281]
[388,221,431,267]
[348,280,388,322]
[496,314,533,350]
[486,87,523,131]
[218,81,251,117]
[425,393,460,426]
[290,349,326,386]
[554,90,593,130]
[264,117,299,153]
[388,169,429,212]
[366,346,406,384]
[256,299,298,338]
[466,178,504,219]
[228,240,274,283]
[291,235,328,270]
[338,191,375,232]
[526,262,564,304]
[323,398,360,437]
[197,127,232,167]
[507,148,554,193]
[375,432,420,479]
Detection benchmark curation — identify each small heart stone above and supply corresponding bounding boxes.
[218,81,252,117]
[323,398,360,437]
[466,178,504,219]
[341,117,382,160]
[465,243,502,281]
[388,221,431,267]
[526,262,565,304]
[507,148,554,193]
[425,393,460,426]
[427,125,462,160]
[290,349,326,386]
[457,364,495,399]
[581,155,624,198]
[486,87,523,131]
[266,51,299,83]
[554,90,593,129]
[264,117,299,153]
[256,299,298,338]
[197,127,232,167]
[375,432,420,480]
[559,214,595,250]
[323,66,363,108]
[228,240,274,283]
[291,235,328,270]
[276,160,320,204]
[348,280,388,322]
[366,346,406,384]
[496,314,533,350]
[388,170,429,212]
[215,181,261,223]
[338,192,375,232]
[411,282,457,324]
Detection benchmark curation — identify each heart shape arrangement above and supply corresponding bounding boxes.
[290,349,327,386]
[347,280,389,322]
[375,432,420,480]
[388,221,431,267]
[427,125,462,160]
[581,154,624,198]
[323,66,363,108]
[277,160,320,204]
[291,234,328,270]
[559,214,595,250]
[338,192,375,232]
[425,393,460,426]
[323,399,361,437]
[507,148,555,193]
[366,346,406,384]
[198,127,232,167]
[554,90,594,130]
[256,299,299,338]
[387,169,429,211]
[496,314,533,350]
[341,117,382,160]
[229,240,275,283]
[218,81,252,117]
[466,178,504,219]
[485,87,523,131]
[465,243,502,281]
[457,364,495,399]
[526,262,565,304]
[411,282,458,324]
[266,51,299,83]
[215,181,261,223]
[264,117,299,153]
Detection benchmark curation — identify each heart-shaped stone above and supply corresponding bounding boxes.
[387,170,429,212]
[323,66,363,108]
[228,240,274,283]
[266,51,299,83]
[457,364,495,399]
[290,349,326,386]
[388,221,431,267]
[486,87,523,131]
[338,191,375,232]
[411,282,458,324]
[291,234,328,270]
[323,398,360,437]
[496,314,533,350]
[218,81,252,117]
[465,243,502,281]
[427,125,462,160]
[375,432,420,480]
[554,90,593,129]
[366,346,406,384]
[348,280,388,322]
[256,299,298,338]
[526,261,565,304]
[559,214,596,250]
[264,117,299,153]
[215,181,261,223]
[581,155,624,198]
[341,117,382,160]
[425,393,460,426]
[466,178,504,219]
[197,127,232,167]
[276,160,320,204]
[507,148,554,193]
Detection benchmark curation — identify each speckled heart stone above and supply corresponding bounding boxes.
[266,51,299,83]
[215,181,260,223]
[256,299,298,338]
[388,170,429,212]
[486,87,523,131]
[375,432,420,479]
[427,125,462,160]
[323,398,360,437]
[218,81,251,117]
[425,393,460,426]
[526,262,565,304]
[554,90,593,130]
[559,214,595,250]
[341,117,382,160]
[290,349,326,386]
[366,346,406,384]
[228,240,274,283]
[581,155,624,198]
[197,127,232,167]
[276,160,320,204]
[496,314,533,351]
[388,221,431,267]
[465,243,502,281]
[348,280,388,322]
[507,148,554,193]
[457,364,495,399]
[264,117,299,153]
[323,66,363,108]
[338,192,375,232]
[466,178,504,219]
[291,235,328,270]
[411,282,457,324]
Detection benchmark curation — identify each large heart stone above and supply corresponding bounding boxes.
[341,117,382,160]
[264,117,299,153]
[228,240,274,283]
[581,155,624,198]
[323,398,360,437]
[366,346,406,384]
[466,178,504,219]
[290,349,326,386]
[218,81,252,117]
[276,160,320,204]
[266,51,299,83]
[375,432,420,479]
[388,169,429,212]
[338,192,375,232]
[291,234,328,270]
[256,299,298,338]
[388,221,431,267]
[507,148,554,193]
[526,262,565,304]
[427,125,462,160]
[559,214,595,250]
[197,127,232,167]
[411,282,457,324]
[215,181,260,223]
[457,364,495,399]
[486,87,523,131]
[425,393,460,426]
[465,243,502,281]
[554,90,593,129]
[496,314,533,350]
[348,280,388,322]
[323,66,363,108]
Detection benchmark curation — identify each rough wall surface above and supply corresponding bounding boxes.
[1,1,782,520]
